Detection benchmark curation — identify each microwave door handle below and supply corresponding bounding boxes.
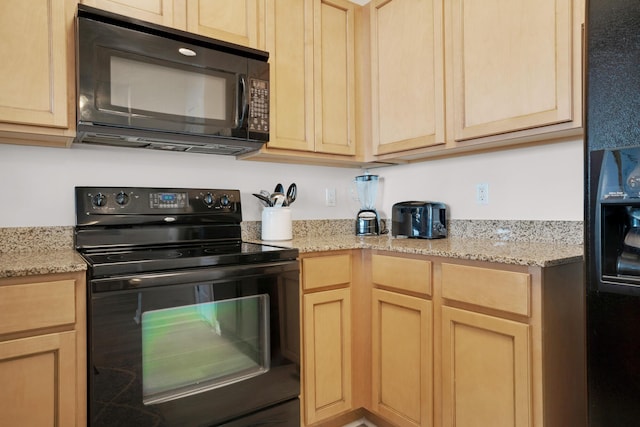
[236,74,248,128]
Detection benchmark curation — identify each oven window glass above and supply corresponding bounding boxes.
[110,55,228,121]
[141,290,270,405]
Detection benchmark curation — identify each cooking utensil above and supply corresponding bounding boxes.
[286,183,297,205]
[252,193,272,207]
[270,192,286,207]
[274,183,284,194]
[260,189,271,199]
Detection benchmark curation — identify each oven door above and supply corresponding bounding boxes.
[88,261,299,427]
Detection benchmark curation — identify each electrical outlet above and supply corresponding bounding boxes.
[476,183,489,205]
[325,188,337,207]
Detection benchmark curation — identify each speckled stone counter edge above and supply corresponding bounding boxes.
[0,220,583,277]
[0,219,583,253]
[0,226,75,253]
[242,219,584,245]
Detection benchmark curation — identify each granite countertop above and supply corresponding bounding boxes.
[0,249,87,279]
[255,234,584,267]
[0,226,88,279]
[0,221,584,278]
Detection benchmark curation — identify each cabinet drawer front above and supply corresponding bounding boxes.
[372,254,432,296]
[441,263,530,316]
[0,280,76,335]
[302,253,351,290]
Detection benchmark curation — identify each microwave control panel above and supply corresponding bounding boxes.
[249,78,269,133]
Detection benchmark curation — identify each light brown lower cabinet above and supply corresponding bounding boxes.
[301,251,354,425]
[303,288,352,424]
[439,261,586,427]
[0,272,87,427]
[371,288,433,427]
[300,250,585,427]
[441,307,530,427]
[0,331,77,426]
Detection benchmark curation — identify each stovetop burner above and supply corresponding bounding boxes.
[75,187,298,280]
[105,250,184,262]
[81,242,296,278]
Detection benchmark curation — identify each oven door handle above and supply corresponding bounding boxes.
[90,260,299,293]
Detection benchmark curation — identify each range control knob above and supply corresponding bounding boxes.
[220,194,231,207]
[203,193,215,207]
[92,193,107,207]
[115,191,129,206]
[629,175,640,189]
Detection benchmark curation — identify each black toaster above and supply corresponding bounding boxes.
[391,201,447,239]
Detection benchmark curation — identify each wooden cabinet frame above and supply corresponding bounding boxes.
[371,288,433,427]
[301,250,585,427]
[441,306,531,427]
[303,288,353,423]
[0,0,77,147]
[368,0,585,163]
[0,271,87,427]
[301,251,356,425]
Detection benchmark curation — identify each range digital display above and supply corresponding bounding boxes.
[150,192,187,209]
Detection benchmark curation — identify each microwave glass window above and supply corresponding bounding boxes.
[110,56,227,121]
[141,290,270,405]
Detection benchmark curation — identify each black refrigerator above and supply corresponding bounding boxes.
[585,0,640,426]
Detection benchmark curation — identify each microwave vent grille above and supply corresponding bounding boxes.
[186,144,247,155]
[76,128,262,155]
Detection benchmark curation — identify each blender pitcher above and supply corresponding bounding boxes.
[355,173,381,235]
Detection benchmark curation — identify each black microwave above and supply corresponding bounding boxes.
[75,5,269,155]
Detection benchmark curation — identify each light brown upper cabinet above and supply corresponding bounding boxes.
[448,0,580,142]
[80,1,264,48]
[369,0,584,161]
[79,0,181,28]
[184,0,264,49]
[241,0,358,164]
[0,0,76,148]
[370,0,445,155]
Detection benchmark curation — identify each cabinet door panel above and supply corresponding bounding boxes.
[371,288,432,427]
[0,0,71,128]
[441,306,531,427]
[265,0,314,151]
[314,0,356,155]
[303,288,352,424]
[371,0,444,154]
[451,0,573,140]
[0,332,76,427]
[80,0,180,27]
[186,0,262,48]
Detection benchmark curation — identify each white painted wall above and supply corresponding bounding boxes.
[375,138,584,221]
[0,143,359,227]
[0,138,583,227]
